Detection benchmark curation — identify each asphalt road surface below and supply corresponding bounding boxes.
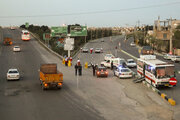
[0,28,103,120]
[0,28,178,120]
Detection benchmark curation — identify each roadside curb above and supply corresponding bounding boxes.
[30,32,63,60]
[142,81,176,106]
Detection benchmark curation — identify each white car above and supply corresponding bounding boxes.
[104,54,115,61]
[130,42,136,47]
[170,56,180,62]
[163,54,173,60]
[114,67,133,79]
[95,48,103,53]
[126,59,137,68]
[82,47,88,53]
[10,26,15,30]
[7,69,20,80]
[13,46,21,52]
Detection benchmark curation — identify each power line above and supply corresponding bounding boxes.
[0,1,180,18]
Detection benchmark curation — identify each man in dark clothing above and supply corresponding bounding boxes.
[111,61,113,70]
[75,64,78,76]
[92,64,96,76]
[79,65,82,76]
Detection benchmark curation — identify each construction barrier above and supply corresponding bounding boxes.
[85,62,88,69]
[68,60,71,67]
[62,58,65,64]
[142,81,176,106]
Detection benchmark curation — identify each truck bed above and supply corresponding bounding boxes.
[40,71,63,83]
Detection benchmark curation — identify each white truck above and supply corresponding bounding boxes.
[101,58,126,68]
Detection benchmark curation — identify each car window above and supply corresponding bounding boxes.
[9,70,18,73]
[98,68,106,71]
[121,69,130,72]
[128,61,134,63]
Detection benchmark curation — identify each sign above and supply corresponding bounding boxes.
[65,38,74,45]
[169,77,177,86]
[43,33,51,41]
[64,44,74,50]
[51,26,68,37]
[70,26,87,36]
[25,22,29,28]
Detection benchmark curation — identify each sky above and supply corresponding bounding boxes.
[0,0,180,27]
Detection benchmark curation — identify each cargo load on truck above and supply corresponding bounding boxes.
[3,34,12,45]
[39,64,63,90]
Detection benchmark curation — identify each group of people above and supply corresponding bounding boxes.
[64,57,72,66]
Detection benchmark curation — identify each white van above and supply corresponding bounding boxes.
[101,58,126,68]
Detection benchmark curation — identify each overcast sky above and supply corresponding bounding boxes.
[0,0,180,27]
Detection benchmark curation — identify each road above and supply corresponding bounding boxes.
[0,28,176,120]
[0,28,103,120]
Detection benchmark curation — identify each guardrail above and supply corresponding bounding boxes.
[30,32,63,60]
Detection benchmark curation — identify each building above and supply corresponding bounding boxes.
[153,17,180,40]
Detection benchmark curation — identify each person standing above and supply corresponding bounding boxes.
[92,64,96,76]
[79,64,82,76]
[111,61,113,70]
[75,64,78,76]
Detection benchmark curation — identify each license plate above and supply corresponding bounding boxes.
[164,84,169,86]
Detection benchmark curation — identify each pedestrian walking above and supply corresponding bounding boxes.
[75,64,78,76]
[111,61,113,70]
[92,64,96,76]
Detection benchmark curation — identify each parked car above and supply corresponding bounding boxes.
[82,47,88,53]
[114,67,133,79]
[10,26,15,30]
[96,67,108,77]
[130,42,136,47]
[126,59,137,68]
[163,54,173,60]
[170,56,180,62]
[104,54,115,61]
[13,46,21,52]
[101,58,126,68]
[95,48,103,53]
[7,68,20,81]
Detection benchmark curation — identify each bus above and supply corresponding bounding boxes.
[137,55,177,87]
[21,30,30,41]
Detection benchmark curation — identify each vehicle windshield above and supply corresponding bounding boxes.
[15,46,19,48]
[121,69,130,72]
[9,70,18,73]
[107,55,112,57]
[128,61,134,63]
[98,68,106,71]
[119,60,126,64]
[156,66,175,78]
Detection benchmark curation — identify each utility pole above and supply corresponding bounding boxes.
[169,18,173,54]
[91,29,92,40]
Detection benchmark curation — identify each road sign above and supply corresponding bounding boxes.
[25,22,29,28]
[70,26,87,36]
[43,33,51,41]
[65,38,74,44]
[169,77,177,86]
[64,44,74,50]
[51,26,68,37]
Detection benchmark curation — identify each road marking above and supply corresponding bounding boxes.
[121,50,138,60]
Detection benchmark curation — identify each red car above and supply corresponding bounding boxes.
[96,67,108,77]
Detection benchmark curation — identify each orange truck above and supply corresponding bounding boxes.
[39,64,63,90]
[3,34,12,45]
